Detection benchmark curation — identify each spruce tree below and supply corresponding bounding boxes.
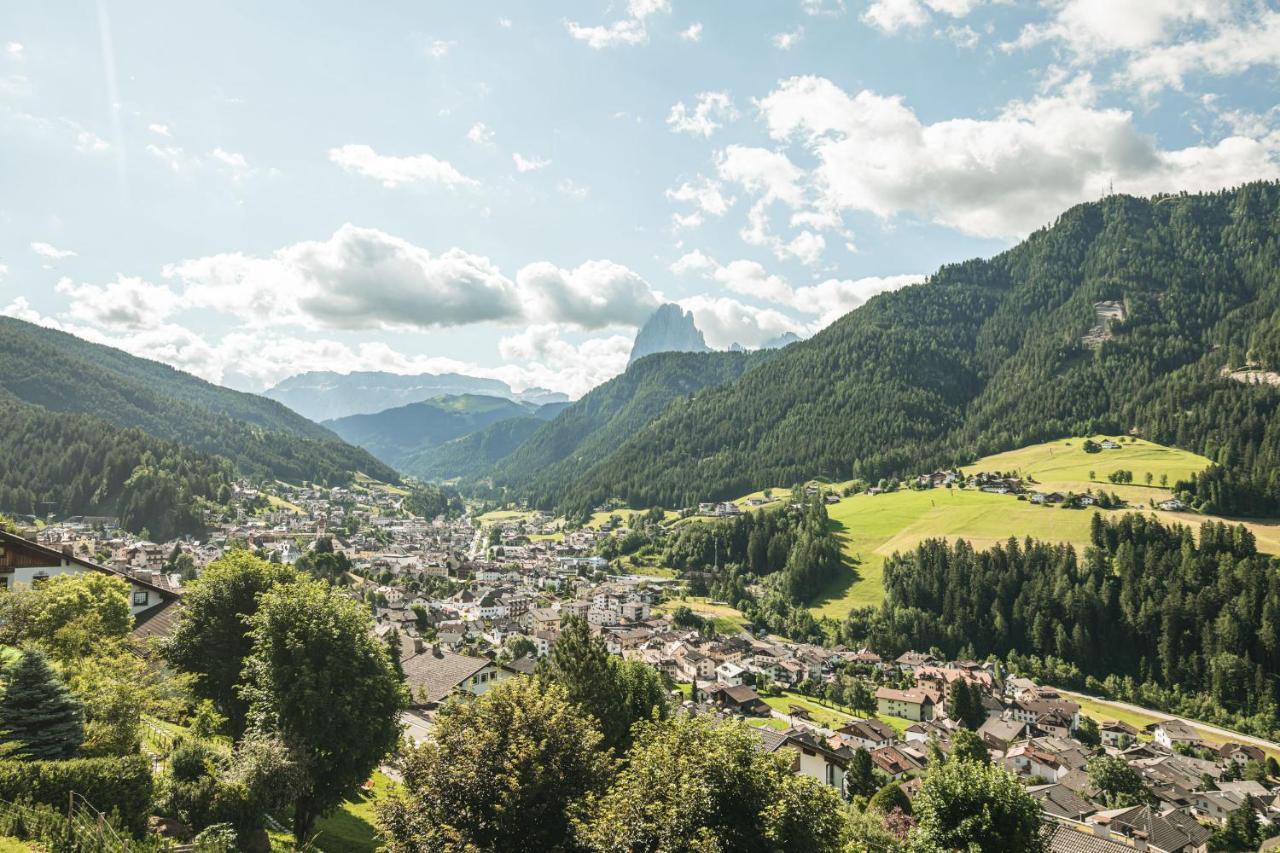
[0,648,84,759]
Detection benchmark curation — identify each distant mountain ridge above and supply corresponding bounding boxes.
[324,394,566,471]
[264,370,567,421]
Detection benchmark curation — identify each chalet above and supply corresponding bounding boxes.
[707,684,770,716]
[398,638,515,708]
[757,728,850,791]
[869,744,924,780]
[1098,720,1138,749]
[1146,720,1202,751]
[1157,498,1187,512]
[0,530,182,639]
[875,686,936,722]
[837,718,898,751]
[894,650,938,672]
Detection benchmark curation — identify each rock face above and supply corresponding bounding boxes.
[628,304,710,366]
[761,332,802,349]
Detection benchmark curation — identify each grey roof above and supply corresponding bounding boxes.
[1046,823,1136,853]
[1031,784,1099,820]
[401,647,492,705]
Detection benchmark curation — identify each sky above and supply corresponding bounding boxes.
[2,0,1278,398]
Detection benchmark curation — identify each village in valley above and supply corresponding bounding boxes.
[9,442,1279,853]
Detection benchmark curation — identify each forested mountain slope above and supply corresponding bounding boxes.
[0,317,398,505]
[324,394,554,470]
[558,184,1280,515]
[0,391,230,540]
[485,350,773,509]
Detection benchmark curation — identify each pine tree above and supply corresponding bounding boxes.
[384,629,406,683]
[0,648,84,759]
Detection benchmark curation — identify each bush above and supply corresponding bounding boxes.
[0,755,153,835]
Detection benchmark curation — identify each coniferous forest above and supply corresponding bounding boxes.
[479,184,1280,519]
[843,512,1280,738]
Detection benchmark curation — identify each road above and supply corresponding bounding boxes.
[1055,687,1280,756]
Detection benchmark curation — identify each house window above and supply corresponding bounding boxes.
[0,577,8,591]
[133,590,149,607]
[31,572,49,588]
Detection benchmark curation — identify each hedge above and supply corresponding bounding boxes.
[0,755,153,835]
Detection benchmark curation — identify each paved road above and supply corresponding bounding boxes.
[1056,687,1280,754]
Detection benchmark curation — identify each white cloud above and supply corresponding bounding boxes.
[1007,0,1227,57]
[670,249,718,276]
[678,295,806,349]
[497,324,632,395]
[667,91,738,138]
[789,274,923,326]
[168,224,520,331]
[74,130,109,153]
[466,122,495,146]
[329,144,475,189]
[782,230,826,266]
[146,143,193,172]
[31,241,76,260]
[5,42,23,59]
[513,152,551,173]
[1120,10,1280,97]
[864,0,982,33]
[803,0,846,16]
[666,175,733,227]
[425,39,454,59]
[753,74,1280,239]
[557,178,590,200]
[54,274,181,330]
[2,296,44,324]
[147,123,171,137]
[773,28,804,49]
[567,0,671,49]
[516,260,660,328]
[165,225,661,334]
[945,24,980,48]
[680,22,703,41]
[716,145,805,206]
[712,259,793,303]
[211,147,248,170]
[0,263,8,280]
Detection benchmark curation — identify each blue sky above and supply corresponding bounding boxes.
[2,0,1277,397]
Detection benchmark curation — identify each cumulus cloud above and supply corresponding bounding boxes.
[328,144,475,189]
[675,251,921,330]
[753,74,1280,238]
[667,91,738,138]
[513,152,551,172]
[716,145,805,206]
[678,295,806,349]
[31,241,76,260]
[802,0,846,16]
[54,274,181,330]
[679,22,703,41]
[665,175,733,228]
[164,225,661,335]
[498,325,633,393]
[517,260,660,328]
[1007,0,1226,57]
[147,123,171,137]
[211,147,248,170]
[567,0,670,48]
[168,225,519,331]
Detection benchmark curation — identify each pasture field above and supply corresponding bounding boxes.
[808,436,1278,619]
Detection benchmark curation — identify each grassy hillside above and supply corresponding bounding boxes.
[806,437,1280,619]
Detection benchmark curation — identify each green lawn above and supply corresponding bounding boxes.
[962,435,1211,492]
[0,838,33,852]
[806,436,1279,620]
[272,771,397,853]
[654,596,750,633]
[476,509,537,525]
[763,692,857,730]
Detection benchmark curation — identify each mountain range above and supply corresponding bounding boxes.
[0,316,397,537]
[324,394,568,473]
[394,184,1280,518]
[263,370,568,422]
